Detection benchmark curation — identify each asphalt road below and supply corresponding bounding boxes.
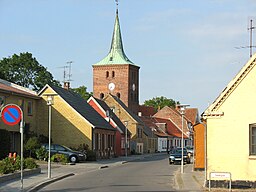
[38,154,180,192]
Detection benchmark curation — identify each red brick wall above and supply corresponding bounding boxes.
[93,64,139,114]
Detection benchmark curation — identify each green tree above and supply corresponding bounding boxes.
[24,137,41,157]
[143,96,179,111]
[0,52,61,91]
[72,85,93,100]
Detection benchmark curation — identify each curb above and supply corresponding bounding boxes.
[27,173,75,192]
[0,168,41,183]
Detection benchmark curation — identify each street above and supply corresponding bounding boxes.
[38,154,179,192]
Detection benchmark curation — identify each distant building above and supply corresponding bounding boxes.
[92,7,139,115]
[88,96,131,156]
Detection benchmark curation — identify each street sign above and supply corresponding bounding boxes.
[1,105,22,126]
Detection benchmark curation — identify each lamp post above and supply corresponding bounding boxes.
[46,95,55,179]
[124,121,128,157]
[178,104,190,174]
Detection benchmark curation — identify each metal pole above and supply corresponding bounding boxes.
[250,19,253,58]
[48,105,51,179]
[181,112,184,174]
[125,125,127,157]
[20,118,24,191]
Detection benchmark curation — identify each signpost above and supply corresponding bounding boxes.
[1,104,24,190]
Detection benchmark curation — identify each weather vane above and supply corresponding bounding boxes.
[115,0,119,10]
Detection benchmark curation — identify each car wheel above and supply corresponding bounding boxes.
[70,155,77,163]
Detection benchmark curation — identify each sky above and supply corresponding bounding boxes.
[1,0,256,113]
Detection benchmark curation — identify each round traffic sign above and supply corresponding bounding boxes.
[1,105,22,126]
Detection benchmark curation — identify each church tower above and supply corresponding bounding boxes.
[92,4,140,114]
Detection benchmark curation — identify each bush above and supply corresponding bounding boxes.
[50,154,68,164]
[0,157,15,174]
[13,156,21,170]
[25,137,41,158]
[0,130,11,160]
[86,150,96,161]
[36,147,48,161]
[0,156,38,174]
[24,158,38,169]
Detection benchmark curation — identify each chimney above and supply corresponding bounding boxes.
[63,82,70,90]
[175,104,180,111]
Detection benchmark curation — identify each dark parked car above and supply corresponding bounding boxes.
[42,144,86,163]
[169,147,190,164]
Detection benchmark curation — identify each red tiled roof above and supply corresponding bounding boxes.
[138,105,156,117]
[140,115,188,139]
[185,108,198,125]
[154,117,188,139]
[140,116,169,137]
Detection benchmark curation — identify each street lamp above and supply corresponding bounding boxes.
[178,104,190,174]
[45,94,56,179]
[124,121,128,157]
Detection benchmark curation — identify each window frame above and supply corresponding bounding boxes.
[27,101,33,116]
[249,124,256,155]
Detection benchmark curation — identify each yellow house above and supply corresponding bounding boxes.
[38,84,116,159]
[103,93,152,154]
[0,79,39,155]
[203,54,256,188]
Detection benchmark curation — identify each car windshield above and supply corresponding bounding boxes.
[172,148,187,154]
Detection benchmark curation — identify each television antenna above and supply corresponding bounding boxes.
[58,61,73,83]
[235,19,256,58]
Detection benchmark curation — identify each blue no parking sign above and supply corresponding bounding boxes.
[1,105,22,126]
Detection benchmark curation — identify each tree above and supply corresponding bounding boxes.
[143,96,179,111]
[24,137,41,157]
[72,85,93,100]
[0,52,61,91]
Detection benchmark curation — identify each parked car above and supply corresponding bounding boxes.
[185,146,194,156]
[42,143,86,163]
[169,147,190,164]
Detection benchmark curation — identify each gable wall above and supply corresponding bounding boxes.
[103,96,137,139]
[37,88,92,149]
[207,62,256,181]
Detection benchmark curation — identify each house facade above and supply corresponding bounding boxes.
[37,84,116,159]
[153,106,193,148]
[0,79,39,154]
[103,93,150,154]
[203,54,256,187]
[88,96,131,156]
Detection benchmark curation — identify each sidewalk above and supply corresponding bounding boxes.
[175,163,205,191]
[0,153,206,192]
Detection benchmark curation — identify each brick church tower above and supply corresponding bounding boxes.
[92,6,140,114]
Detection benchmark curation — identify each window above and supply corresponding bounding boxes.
[55,145,66,151]
[100,93,104,99]
[27,101,33,116]
[106,71,109,78]
[112,71,115,78]
[116,92,121,98]
[250,125,256,155]
[137,128,142,138]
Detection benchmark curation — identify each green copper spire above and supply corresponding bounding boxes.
[95,8,134,65]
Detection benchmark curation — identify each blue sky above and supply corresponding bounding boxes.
[0,0,256,113]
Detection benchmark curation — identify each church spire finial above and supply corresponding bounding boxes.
[115,0,118,14]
